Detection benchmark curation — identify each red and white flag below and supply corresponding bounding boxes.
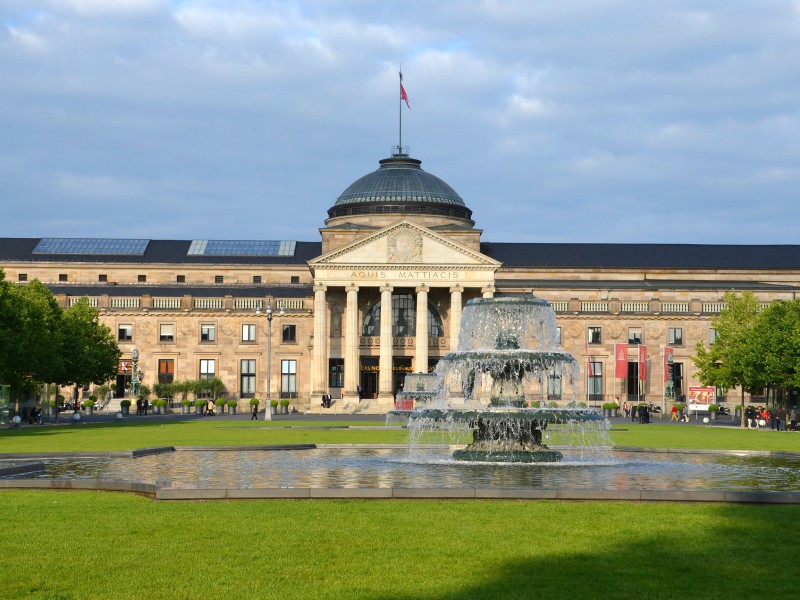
[615,343,628,379]
[400,83,410,108]
[639,345,648,381]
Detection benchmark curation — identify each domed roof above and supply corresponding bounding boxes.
[328,151,473,223]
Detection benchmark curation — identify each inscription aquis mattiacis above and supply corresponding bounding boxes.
[349,270,460,280]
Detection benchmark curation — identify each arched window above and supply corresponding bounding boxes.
[362,293,444,337]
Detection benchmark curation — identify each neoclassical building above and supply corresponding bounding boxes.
[3,148,800,412]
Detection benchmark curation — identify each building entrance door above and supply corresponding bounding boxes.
[360,357,379,399]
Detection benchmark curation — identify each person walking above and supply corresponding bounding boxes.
[623,402,629,419]
[671,404,678,421]
[250,403,258,421]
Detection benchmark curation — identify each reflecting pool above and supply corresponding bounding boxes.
[8,447,800,492]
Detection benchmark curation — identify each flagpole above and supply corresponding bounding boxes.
[399,70,403,150]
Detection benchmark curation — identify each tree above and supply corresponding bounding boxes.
[692,291,761,426]
[746,300,800,402]
[57,298,120,397]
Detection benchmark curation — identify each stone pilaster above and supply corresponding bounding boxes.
[482,285,495,299]
[311,283,328,396]
[378,284,394,400]
[343,284,360,401]
[415,285,429,373]
[449,285,463,351]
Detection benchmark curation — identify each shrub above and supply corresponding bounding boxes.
[195,399,206,408]
[215,398,226,407]
[226,400,237,407]
[82,399,96,408]
[280,399,290,407]
[708,404,720,412]
[270,399,279,408]
[120,399,131,408]
[675,402,685,411]
[249,398,260,406]
[181,399,192,407]
[602,402,618,410]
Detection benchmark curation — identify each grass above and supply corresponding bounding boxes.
[1,490,799,599]
[0,419,410,453]
[4,417,800,454]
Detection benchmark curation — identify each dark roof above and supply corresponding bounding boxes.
[481,242,800,270]
[44,284,312,298]
[0,238,322,265]
[495,279,800,292]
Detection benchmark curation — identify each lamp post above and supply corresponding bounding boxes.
[131,348,140,399]
[258,303,274,421]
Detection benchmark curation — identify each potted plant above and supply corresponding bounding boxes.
[602,402,618,418]
[708,404,720,420]
[279,399,290,414]
[181,398,192,415]
[675,402,685,420]
[195,398,206,415]
[48,399,58,417]
[120,399,131,415]
[270,399,278,415]
[227,399,238,415]
[83,398,96,415]
[215,398,226,414]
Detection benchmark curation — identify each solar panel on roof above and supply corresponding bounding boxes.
[32,238,150,255]
[187,240,296,257]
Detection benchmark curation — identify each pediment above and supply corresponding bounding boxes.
[308,220,500,270]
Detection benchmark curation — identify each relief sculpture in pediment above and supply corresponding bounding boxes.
[387,228,423,263]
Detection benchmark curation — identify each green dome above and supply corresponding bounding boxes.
[328,153,473,222]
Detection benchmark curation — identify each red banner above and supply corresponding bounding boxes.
[638,345,648,381]
[615,343,628,379]
[663,347,674,382]
[118,360,131,375]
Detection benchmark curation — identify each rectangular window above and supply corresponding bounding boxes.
[628,328,642,344]
[547,370,562,400]
[555,327,562,345]
[588,327,602,344]
[253,276,262,284]
[709,328,720,345]
[240,359,256,397]
[199,359,215,380]
[118,324,133,342]
[242,324,256,342]
[159,323,175,342]
[176,275,186,283]
[98,274,107,282]
[138,274,146,283]
[668,327,683,346]
[18,273,27,282]
[282,324,297,343]
[158,359,175,384]
[589,362,603,401]
[281,359,297,399]
[200,324,216,342]
[59,274,68,282]
[215,275,224,284]
[291,276,300,284]
[671,362,684,398]
[329,358,344,388]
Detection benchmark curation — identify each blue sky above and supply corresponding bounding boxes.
[2,0,800,244]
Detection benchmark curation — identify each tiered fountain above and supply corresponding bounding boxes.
[403,296,610,462]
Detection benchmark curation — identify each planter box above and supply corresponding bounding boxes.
[121,406,130,415]
[280,405,288,414]
[709,411,718,420]
[181,406,191,415]
[270,406,277,415]
[84,407,94,415]
[228,406,237,415]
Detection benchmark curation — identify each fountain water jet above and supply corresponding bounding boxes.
[400,296,611,462]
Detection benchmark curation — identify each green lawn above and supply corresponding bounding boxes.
[1,490,798,599]
[4,418,800,454]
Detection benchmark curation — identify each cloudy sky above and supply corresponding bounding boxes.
[2,1,800,245]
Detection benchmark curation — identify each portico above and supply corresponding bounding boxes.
[308,220,500,410]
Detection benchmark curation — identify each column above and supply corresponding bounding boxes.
[378,284,394,399]
[482,285,495,299]
[343,284,360,400]
[415,285,429,373]
[311,283,328,396]
[449,285,463,351]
